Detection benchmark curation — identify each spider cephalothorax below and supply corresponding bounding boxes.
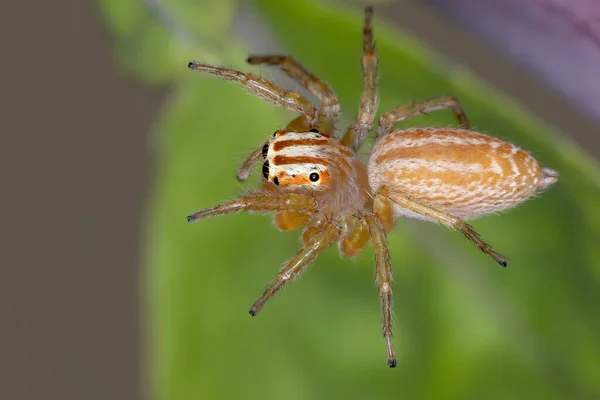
[264,128,370,216]
[187,7,558,368]
[266,129,337,189]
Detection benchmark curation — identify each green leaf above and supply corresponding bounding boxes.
[99,0,600,398]
[98,0,237,83]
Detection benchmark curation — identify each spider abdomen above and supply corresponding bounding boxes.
[368,128,558,218]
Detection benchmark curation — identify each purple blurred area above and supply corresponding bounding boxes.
[426,0,600,122]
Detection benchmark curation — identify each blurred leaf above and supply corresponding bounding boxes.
[98,0,237,82]
[426,0,600,122]
[99,0,600,399]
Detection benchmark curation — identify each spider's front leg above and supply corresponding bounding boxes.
[188,62,318,125]
[247,55,340,132]
[249,220,340,316]
[187,192,316,222]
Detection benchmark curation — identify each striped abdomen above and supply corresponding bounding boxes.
[368,128,558,218]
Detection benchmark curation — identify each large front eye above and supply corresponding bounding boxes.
[309,172,320,182]
[262,161,269,179]
[262,142,269,159]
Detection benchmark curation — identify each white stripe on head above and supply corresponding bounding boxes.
[269,163,326,178]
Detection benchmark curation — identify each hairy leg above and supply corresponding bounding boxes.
[372,193,396,233]
[273,211,312,231]
[249,221,340,315]
[284,114,312,132]
[188,62,318,125]
[364,214,397,368]
[376,186,507,267]
[342,7,378,150]
[338,215,370,257]
[377,96,470,138]
[236,141,267,182]
[247,55,340,132]
[187,192,317,222]
[301,215,328,245]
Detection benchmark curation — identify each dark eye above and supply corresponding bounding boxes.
[262,142,269,159]
[273,130,278,137]
[262,161,269,179]
[309,128,319,133]
[273,177,280,186]
[309,172,320,182]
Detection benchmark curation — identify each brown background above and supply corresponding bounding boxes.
[1,0,598,399]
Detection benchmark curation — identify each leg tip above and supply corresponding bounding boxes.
[248,307,258,316]
[387,358,397,368]
[499,259,508,268]
[187,61,194,69]
[186,214,195,222]
[236,174,247,183]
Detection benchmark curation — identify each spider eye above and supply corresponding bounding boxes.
[273,130,278,137]
[309,128,319,133]
[262,161,269,179]
[262,142,269,159]
[273,177,280,186]
[309,172,320,182]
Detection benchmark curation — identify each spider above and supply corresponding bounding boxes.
[187,7,559,368]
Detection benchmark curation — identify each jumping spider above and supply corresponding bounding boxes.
[187,7,558,367]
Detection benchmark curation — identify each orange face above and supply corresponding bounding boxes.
[262,130,334,190]
[273,168,332,187]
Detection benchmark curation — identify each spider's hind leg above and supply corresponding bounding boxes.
[374,186,507,267]
[377,96,470,138]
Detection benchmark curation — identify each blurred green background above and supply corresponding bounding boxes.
[100,0,600,398]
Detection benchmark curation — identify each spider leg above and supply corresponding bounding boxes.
[247,55,340,132]
[249,220,340,316]
[375,186,507,267]
[188,62,318,125]
[237,141,267,182]
[364,214,397,368]
[338,215,370,257]
[283,115,312,132]
[377,96,470,138]
[187,193,316,222]
[373,193,396,233]
[273,211,313,231]
[301,214,328,244]
[342,6,379,150]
